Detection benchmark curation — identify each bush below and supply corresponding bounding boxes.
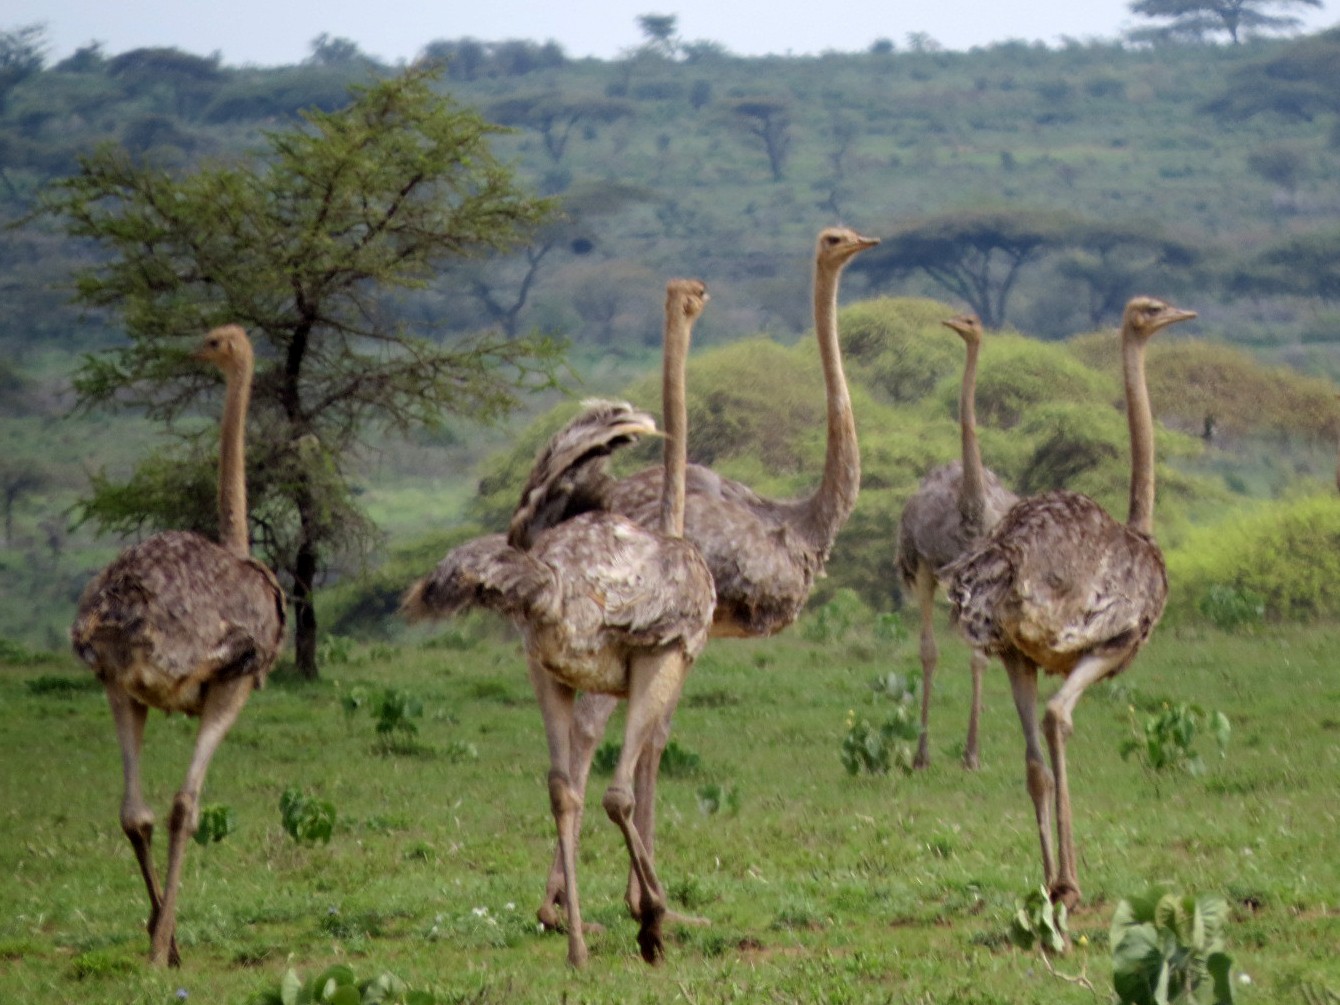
[1166,496,1340,623]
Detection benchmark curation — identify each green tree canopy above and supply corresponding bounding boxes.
[1128,0,1322,44]
[854,209,1084,329]
[43,65,562,678]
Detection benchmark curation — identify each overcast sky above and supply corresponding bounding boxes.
[8,0,1337,67]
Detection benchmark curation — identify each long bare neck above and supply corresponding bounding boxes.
[661,310,690,538]
[799,258,860,546]
[217,355,253,558]
[958,337,986,529]
[1123,330,1156,535]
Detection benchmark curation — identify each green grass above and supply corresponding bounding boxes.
[1,619,1338,1003]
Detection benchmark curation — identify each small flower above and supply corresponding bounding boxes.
[176,990,189,1001]
[1076,934,1089,946]
[472,906,489,917]
[1238,973,1252,985]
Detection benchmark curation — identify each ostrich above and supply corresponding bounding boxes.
[538,226,879,930]
[70,325,286,967]
[403,280,716,967]
[896,313,1017,770]
[946,297,1196,909]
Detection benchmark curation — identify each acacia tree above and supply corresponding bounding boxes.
[44,66,561,678]
[856,209,1081,329]
[1128,0,1322,44]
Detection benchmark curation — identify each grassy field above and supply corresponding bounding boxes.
[1,615,1337,1004]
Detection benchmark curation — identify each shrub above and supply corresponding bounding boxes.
[193,804,236,846]
[279,789,336,846]
[1008,885,1068,954]
[1166,496,1340,623]
[1110,888,1234,1005]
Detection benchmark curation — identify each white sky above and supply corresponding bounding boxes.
[7,0,1337,66]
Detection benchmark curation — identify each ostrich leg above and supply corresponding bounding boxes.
[152,675,254,966]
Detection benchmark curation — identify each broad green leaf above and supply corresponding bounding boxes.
[1112,922,1163,1005]
[1206,951,1235,1005]
[280,968,303,1005]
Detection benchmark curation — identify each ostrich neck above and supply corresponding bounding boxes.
[217,357,253,558]
[799,260,860,548]
[958,338,986,530]
[660,310,691,539]
[1123,331,1156,536]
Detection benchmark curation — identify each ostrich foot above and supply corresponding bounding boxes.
[636,909,665,964]
[913,736,931,770]
[536,899,606,935]
[1049,880,1081,912]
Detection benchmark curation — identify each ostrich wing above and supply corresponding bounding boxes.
[531,513,715,659]
[947,491,1167,675]
[402,533,559,625]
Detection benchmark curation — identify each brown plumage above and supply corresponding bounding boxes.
[896,313,1017,770]
[404,281,715,968]
[70,325,285,967]
[946,296,1195,909]
[538,226,878,932]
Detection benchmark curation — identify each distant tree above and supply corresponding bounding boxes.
[0,457,47,546]
[0,23,44,113]
[1231,228,1340,301]
[636,14,680,58]
[105,47,224,117]
[306,33,379,68]
[855,209,1083,329]
[43,67,561,679]
[1054,220,1201,325]
[488,93,632,163]
[729,97,792,182]
[1204,28,1340,120]
[1128,0,1322,44]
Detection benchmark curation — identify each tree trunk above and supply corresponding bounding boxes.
[292,529,320,680]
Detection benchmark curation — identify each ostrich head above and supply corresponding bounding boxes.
[193,324,254,372]
[815,226,880,268]
[1121,297,1197,341]
[941,312,984,347]
[666,278,709,321]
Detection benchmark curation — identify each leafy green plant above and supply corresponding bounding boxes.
[1110,888,1234,1005]
[250,963,437,1005]
[193,803,237,846]
[371,688,424,753]
[802,588,867,644]
[868,670,918,704]
[872,612,908,644]
[279,788,336,846]
[840,706,918,776]
[1008,885,1068,954]
[317,635,355,667]
[1120,703,1230,786]
[339,684,368,724]
[1197,584,1265,632]
[695,782,740,815]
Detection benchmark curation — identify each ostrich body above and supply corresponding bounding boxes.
[946,297,1195,908]
[538,227,878,930]
[404,281,716,967]
[70,325,285,967]
[896,313,1017,770]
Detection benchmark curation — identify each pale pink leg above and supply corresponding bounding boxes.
[1003,654,1057,893]
[602,647,691,964]
[152,676,254,966]
[963,648,987,770]
[105,685,180,967]
[1042,650,1127,909]
[527,657,588,967]
[537,691,617,932]
[912,564,938,769]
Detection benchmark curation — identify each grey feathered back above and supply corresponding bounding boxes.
[896,460,1019,585]
[946,489,1168,676]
